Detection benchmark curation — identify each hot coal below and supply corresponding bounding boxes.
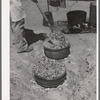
[44,31,70,49]
[33,55,66,80]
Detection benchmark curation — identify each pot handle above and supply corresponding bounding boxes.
[69,1,83,11]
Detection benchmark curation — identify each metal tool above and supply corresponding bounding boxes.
[31,0,53,33]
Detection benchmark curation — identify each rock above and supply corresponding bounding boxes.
[58,87,63,91]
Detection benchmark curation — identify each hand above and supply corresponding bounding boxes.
[31,0,38,3]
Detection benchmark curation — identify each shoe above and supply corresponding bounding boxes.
[17,44,33,53]
[25,44,34,52]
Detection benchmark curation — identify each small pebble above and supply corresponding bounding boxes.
[45,88,50,91]
[58,87,63,91]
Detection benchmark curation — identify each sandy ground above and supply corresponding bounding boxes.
[10,0,96,100]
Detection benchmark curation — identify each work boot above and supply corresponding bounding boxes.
[17,43,33,53]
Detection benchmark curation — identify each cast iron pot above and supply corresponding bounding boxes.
[43,45,70,60]
[34,71,66,88]
[67,10,87,33]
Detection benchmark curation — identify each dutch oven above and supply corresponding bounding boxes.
[34,71,66,88]
[43,39,70,60]
[67,10,87,33]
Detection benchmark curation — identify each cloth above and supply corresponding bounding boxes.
[10,0,29,53]
[10,0,26,22]
[11,18,28,52]
[59,0,66,8]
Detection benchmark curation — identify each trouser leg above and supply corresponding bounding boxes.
[11,18,28,53]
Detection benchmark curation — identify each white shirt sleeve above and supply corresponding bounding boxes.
[10,0,26,22]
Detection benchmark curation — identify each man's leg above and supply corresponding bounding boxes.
[11,18,33,53]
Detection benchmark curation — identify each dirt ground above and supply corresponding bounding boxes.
[10,0,96,100]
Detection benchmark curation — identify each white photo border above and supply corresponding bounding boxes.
[1,0,99,100]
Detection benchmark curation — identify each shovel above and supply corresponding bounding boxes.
[31,0,54,33]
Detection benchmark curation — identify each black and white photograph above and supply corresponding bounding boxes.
[9,0,98,100]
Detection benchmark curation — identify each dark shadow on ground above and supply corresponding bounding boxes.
[25,29,48,45]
